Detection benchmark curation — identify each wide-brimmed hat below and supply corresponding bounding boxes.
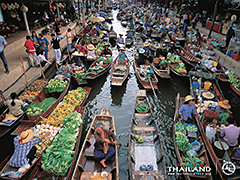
[157,44,162,49]
[87,44,95,50]
[120,47,125,50]
[119,33,123,36]
[164,39,170,43]
[127,29,130,32]
[139,48,145,54]
[20,5,28,13]
[10,11,16,18]
[202,91,215,99]
[143,42,150,47]
[1,3,7,10]
[218,100,231,109]
[184,95,195,103]
[18,129,33,144]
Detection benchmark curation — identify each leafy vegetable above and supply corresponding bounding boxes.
[176,134,191,153]
[175,121,185,134]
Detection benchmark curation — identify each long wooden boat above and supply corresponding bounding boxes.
[77,26,91,38]
[152,58,170,79]
[188,71,240,179]
[129,90,167,180]
[110,55,130,86]
[71,108,119,180]
[134,57,158,90]
[11,86,91,136]
[230,83,240,96]
[135,36,144,49]
[185,43,229,82]
[84,57,112,80]
[24,106,85,180]
[168,33,186,47]
[169,62,188,77]
[173,93,212,180]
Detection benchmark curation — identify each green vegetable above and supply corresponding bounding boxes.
[186,125,197,132]
[134,135,140,140]
[175,121,185,134]
[219,113,229,125]
[176,134,191,153]
[137,138,144,143]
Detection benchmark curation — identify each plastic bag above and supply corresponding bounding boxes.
[186,150,197,157]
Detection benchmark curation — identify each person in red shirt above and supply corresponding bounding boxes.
[24,35,38,67]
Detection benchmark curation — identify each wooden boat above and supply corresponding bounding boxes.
[185,43,229,82]
[0,104,88,180]
[71,108,119,180]
[11,86,91,136]
[230,83,240,96]
[109,31,117,39]
[173,93,212,180]
[152,57,170,79]
[23,106,86,180]
[135,36,144,49]
[110,55,130,86]
[129,90,166,180]
[188,71,240,179]
[77,26,91,38]
[84,56,112,80]
[169,62,188,77]
[177,45,200,67]
[134,57,158,90]
[168,32,186,47]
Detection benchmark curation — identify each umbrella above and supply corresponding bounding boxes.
[89,16,105,22]
[97,11,107,15]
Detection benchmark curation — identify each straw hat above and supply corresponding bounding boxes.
[87,44,95,50]
[157,44,162,49]
[218,100,231,109]
[7,3,11,10]
[120,47,125,50]
[104,43,110,46]
[143,42,150,47]
[184,95,195,103]
[139,48,145,54]
[18,129,33,144]
[127,29,130,32]
[1,3,7,10]
[119,33,123,36]
[164,39,170,43]
[202,91,215,99]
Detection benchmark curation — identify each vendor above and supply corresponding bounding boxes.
[101,31,109,40]
[192,77,200,90]
[221,117,240,147]
[168,42,176,54]
[117,34,124,44]
[91,26,99,36]
[146,29,152,38]
[126,29,133,40]
[9,129,50,168]
[94,122,117,168]
[118,47,127,64]
[56,60,71,77]
[155,45,164,58]
[164,39,170,47]
[4,92,24,117]
[216,100,231,115]
[101,44,112,56]
[87,44,97,60]
[178,95,197,123]
[143,41,152,62]
[137,48,146,66]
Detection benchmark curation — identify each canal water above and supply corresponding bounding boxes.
[1,9,240,180]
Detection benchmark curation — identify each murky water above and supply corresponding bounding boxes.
[1,9,240,180]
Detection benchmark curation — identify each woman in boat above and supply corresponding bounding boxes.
[86,44,97,60]
[155,45,164,58]
[216,100,231,115]
[94,122,117,168]
[178,95,197,123]
[4,92,24,117]
[164,39,170,47]
[220,117,240,148]
[9,129,50,168]
[137,48,146,66]
[143,41,153,62]
[118,47,127,64]
[56,60,71,77]
[101,44,112,56]
[168,41,176,54]
[116,34,124,44]
[126,29,133,40]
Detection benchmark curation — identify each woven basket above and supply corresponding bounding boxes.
[136,102,150,114]
[27,113,42,121]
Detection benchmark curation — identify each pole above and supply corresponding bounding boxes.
[20,55,29,87]
[36,57,46,79]
[78,0,81,20]
[57,3,60,19]
[67,48,71,62]
[55,60,59,71]
[208,0,219,38]
[82,0,85,36]
[23,12,30,34]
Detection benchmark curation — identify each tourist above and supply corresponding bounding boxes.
[215,99,231,115]
[0,35,9,74]
[24,35,38,67]
[221,117,240,147]
[38,33,49,60]
[101,44,112,56]
[57,60,71,77]
[30,31,39,52]
[118,47,127,64]
[178,95,197,123]
[117,34,124,44]
[56,23,62,40]
[4,92,24,117]
[86,44,97,60]
[49,33,62,64]
[9,129,50,168]
[67,28,74,52]
[94,122,117,168]
[226,26,235,48]
[126,29,133,40]
[36,50,51,67]
[191,14,198,29]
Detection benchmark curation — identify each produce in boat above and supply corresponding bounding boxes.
[44,79,68,93]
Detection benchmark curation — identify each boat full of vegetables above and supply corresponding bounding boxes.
[44,79,68,93]
[41,111,83,176]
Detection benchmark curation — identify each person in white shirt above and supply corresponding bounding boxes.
[36,50,51,67]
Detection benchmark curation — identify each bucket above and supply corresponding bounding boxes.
[204,82,212,90]
[213,141,229,158]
